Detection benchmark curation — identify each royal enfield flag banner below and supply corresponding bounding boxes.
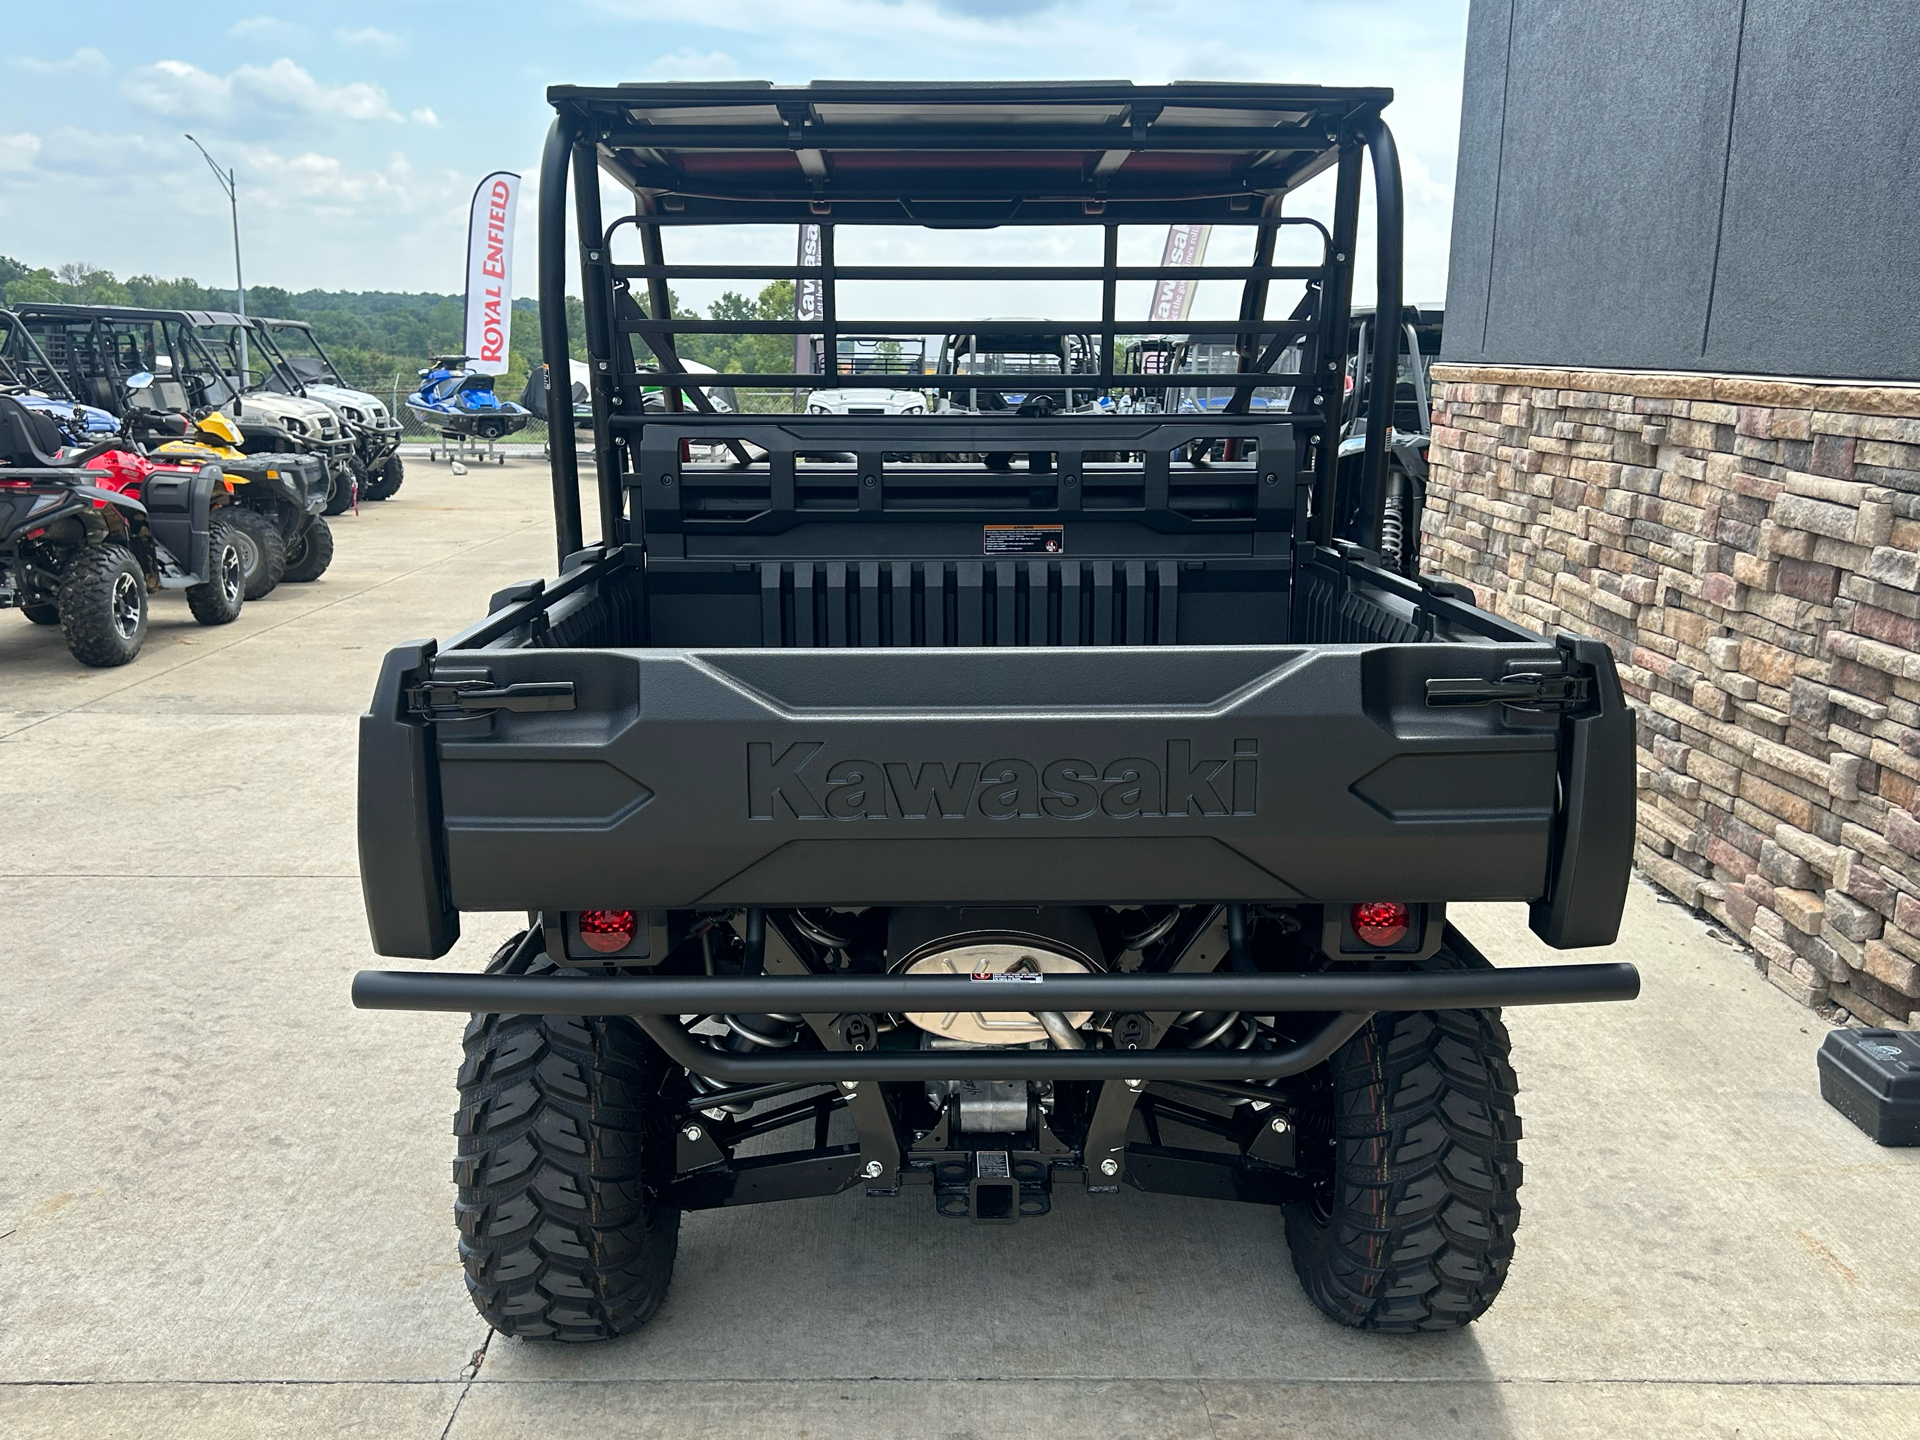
[1149,223,1212,325]
[794,224,823,375]
[463,171,521,375]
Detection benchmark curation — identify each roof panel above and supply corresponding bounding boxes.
[555,80,1390,222]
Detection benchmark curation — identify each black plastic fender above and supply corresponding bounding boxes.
[359,641,461,958]
[141,463,218,580]
[1529,636,1637,949]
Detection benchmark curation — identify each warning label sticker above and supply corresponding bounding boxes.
[983,524,1065,555]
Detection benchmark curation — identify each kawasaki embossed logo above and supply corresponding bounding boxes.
[748,741,1257,820]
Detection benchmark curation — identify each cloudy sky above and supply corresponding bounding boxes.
[1,1,1469,306]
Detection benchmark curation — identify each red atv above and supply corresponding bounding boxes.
[0,396,245,667]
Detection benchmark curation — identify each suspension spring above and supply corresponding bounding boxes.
[1380,494,1406,569]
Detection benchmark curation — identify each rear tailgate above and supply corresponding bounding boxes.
[361,638,1632,955]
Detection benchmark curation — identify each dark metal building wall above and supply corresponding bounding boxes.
[1441,0,1920,381]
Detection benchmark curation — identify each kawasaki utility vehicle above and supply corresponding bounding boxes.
[354,81,1638,1342]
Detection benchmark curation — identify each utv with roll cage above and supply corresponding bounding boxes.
[354,81,1639,1341]
[250,317,407,501]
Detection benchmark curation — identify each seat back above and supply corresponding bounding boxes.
[0,395,68,467]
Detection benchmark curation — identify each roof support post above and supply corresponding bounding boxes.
[539,115,585,566]
[1356,115,1404,557]
[572,134,626,550]
[1314,135,1365,547]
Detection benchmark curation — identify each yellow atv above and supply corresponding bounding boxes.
[153,410,333,597]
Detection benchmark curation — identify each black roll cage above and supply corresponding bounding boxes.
[536,81,1405,571]
[0,309,82,401]
[250,318,351,390]
[6,302,257,415]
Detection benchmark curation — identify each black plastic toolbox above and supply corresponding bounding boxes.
[1818,1028,1920,1146]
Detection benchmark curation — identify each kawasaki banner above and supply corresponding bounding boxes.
[794,224,823,375]
[1149,223,1212,325]
[463,171,521,375]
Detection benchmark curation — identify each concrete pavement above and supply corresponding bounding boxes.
[2,458,1916,1438]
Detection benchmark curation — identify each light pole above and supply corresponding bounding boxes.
[185,133,247,381]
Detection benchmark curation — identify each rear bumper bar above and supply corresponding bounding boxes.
[351,961,1638,1081]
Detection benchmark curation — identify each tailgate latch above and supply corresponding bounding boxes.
[1426,665,1591,713]
[405,677,576,721]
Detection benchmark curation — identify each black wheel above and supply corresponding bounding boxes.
[1284,942,1523,1332]
[364,455,404,501]
[281,517,335,583]
[21,600,60,625]
[185,518,246,626]
[322,459,359,516]
[455,932,680,1342]
[222,506,286,600]
[56,543,147,667]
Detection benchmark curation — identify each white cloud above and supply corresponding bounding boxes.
[123,60,231,120]
[220,142,448,204]
[11,48,111,76]
[41,129,171,174]
[228,15,305,43]
[337,27,401,50]
[0,132,43,172]
[642,50,742,81]
[410,107,441,127]
[123,58,404,125]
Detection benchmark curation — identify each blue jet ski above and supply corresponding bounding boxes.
[405,355,531,441]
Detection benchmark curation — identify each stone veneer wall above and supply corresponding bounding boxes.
[1424,363,1920,1027]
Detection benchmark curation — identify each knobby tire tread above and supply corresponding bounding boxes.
[364,455,404,501]
[454,932,680,1342]
[1284,945,1523,1333]
[281,517,335,583]
[185,519,245,625]
[56,543,145,667]
[225,506,286,599]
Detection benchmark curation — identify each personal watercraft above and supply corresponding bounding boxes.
[405,356,530,441]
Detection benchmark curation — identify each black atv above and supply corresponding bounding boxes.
[0,396,244,666]
[138,395,332,599]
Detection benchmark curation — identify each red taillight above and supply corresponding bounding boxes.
[578,909,636,954]
[1351,901,1411,948]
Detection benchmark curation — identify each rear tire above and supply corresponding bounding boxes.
[281,517,335,583]
[454,933,681,1342]
[185,518,246,625]
[57,544,147,667]
[1283,941,1523,1332]
[22,601,60,625]
[223,506,286,599]
[364,455,404,501]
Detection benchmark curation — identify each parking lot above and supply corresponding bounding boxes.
[2,456,1916,1439]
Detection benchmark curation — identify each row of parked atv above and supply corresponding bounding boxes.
[0,303,411,667]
